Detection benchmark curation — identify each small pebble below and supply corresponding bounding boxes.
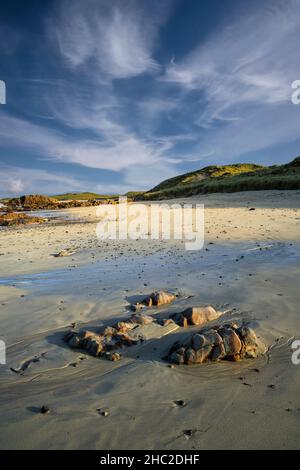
[174,400,186,407]
[40,405,50,414]
[97,408,109,417]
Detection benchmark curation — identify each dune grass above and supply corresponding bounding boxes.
[135,157,300,200]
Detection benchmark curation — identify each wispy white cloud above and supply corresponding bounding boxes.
[0,111,177,172]
[163,0,300,127]
[1,0,300,199]
[49,0,170,80]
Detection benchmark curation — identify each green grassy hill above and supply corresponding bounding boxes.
[134,157,300,200]
[51,192,119,201]
[125,191,146,199]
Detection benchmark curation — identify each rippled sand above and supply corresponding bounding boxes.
[0,190,299,449]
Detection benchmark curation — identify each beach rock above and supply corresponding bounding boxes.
[54,249,76,258]
[129,303,145,312]
[237,326,263,358]
[172,312,184,326]
[237,326,258,346]
[130,291,175,311]
[143,297,153,307]
[191,330,222,351]
[85,338,103,357]
[150,291,176,306]
[113,334,138,348]
[169,347,186,365]
[218,327,242,357]
[129,313,154,325]
[166,324,265,365]
[172,306,222,327]
[171,313,188,327]
[192,333,208,350]
[221,322,239,330]
[185,345,213,364]
[161,318,176,327]
[204,329,223,345]
[102,351,121,361]
[211,343,226,361]
[101,326,116,337]
[185,306,221,325]
[78,330,98,340]
[113,321,135,333]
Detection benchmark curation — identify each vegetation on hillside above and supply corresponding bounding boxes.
[51,192,119,201]
[134,157,300,200]
[125,191,146,199]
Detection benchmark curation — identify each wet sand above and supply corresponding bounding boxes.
[0,190,300,449]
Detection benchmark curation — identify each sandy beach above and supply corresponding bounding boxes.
[0,190,300,450]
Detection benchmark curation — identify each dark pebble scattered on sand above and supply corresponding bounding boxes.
[174,400,186,407]
[40,405,50,414]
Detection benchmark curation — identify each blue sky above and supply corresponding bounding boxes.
[0,0,300,196]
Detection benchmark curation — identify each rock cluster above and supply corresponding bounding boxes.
[0,212,46,226]
[6,194,117,212]
[130,291,176,311]
[65,291,265,366]
[167,323,265,365]
[64,313,157,361]
[65,293,177,360]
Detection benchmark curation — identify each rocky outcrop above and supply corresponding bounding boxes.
[7,194,117,212]
[7,195,59,211]
[167,324,265,365]
[0,212,46,226]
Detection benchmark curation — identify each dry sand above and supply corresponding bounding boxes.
[0,190,300,449]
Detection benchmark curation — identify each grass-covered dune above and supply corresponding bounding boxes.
[134,157,300,200]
